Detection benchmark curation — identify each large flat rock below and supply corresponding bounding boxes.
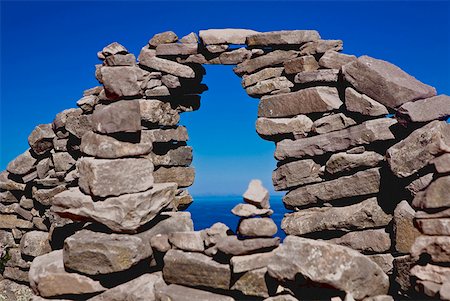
[387,120,450,178]
[283,168,381,208]
[276,118,397,160]
[327,229,391,254]
[267,236,389,299]
[272,159,322,191]
[325,151,384,175]
[139,55,195,78]
[282,197,391,235]
[246,30,320,46]
[52,183,177,232]
[342,55,436,108]
[78,157,154,197]
[256,115,313,139]
[397,94,450,122]
[153,166,195,188]
[163,249,231,290]
[199,28,259,44]
[6,149,36,176]
[258,87,342,118]
[29,250,105,297]
[215,236,280,256]
[234,50,298,75]
[92,101,141,134]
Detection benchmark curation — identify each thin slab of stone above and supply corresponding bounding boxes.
[141,127,188,143]
[0,171,26,191]
[7,150,36,176]
[272,159,322,191]
[163,249,231,290]
[406,173,434,196]
[416,218,450,235]
[433,153,450,174]
[231,267,270,298]
[20,231,51,257]
[397,94,450,122]
[246,30,320,46]
[234,50,298,75]
[256,115,313,139]
[52,183,177,232]
[157,284,234,301]
[3,267,29,283]
[283,55,319,74]
[410,236,450,263]
[29,250,105,297]
[238,217,277,237]
[215,236,280,256]
[78,157,154,197]
[276,118,397,160]
[230,251,274,274]
[0,214,33,229]
[327,229,391,254]
[282,197,391,235]
[104,53,136,66]
[411,264,450,284]
[218,48,252,65]
[267,236,389,300]
[153,166,195,188]
[28,124,55,155]
[231,203,273,218]
[299,39,343,55]
[80,131,152,158]
[100,66,140,99]
[150,146,193,167]
[63,229,152,275]
[325,151,384,175]
[199,28,259,45]
[139,55,195,78]
[242,67,284,88]
[294,69,339,84]
[283,168,381,208]
[243,179,270,209]
[393,200,421,253]
[156,43,198,56]
[345,87,389,116]
[318,51,356,69]
[342,55,436,108]
[168,231,205,252]
[246,76,293,96]
[258,86,342,118]
[412,176,450,209]
[92,101,141,134]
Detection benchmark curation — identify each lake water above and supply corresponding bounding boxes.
[187,195,288,238]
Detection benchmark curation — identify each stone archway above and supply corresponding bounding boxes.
[1,29,449,300]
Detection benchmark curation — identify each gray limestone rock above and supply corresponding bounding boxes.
[272,159,322,191]
[92,101,141,134]
[199,28,259,45]
[28,124,55,155]
[153,167,195,188]
[328,229,391,254]
[100,66,140,99]
[246,30,320,46]
[243,179,270,209]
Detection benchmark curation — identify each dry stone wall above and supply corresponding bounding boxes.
[0,29,449,301]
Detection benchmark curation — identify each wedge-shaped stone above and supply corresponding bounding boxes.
[342,55,436,108]
[238,217,277,237]
[102,42,128,56]
[246,76,293,96]
[29,250,105,297]
[272,159,322,191]
[218,47,252,65]
[157,284,234,301]
[156,43,198,55]
[149,31,178,47]
[154,167,194,188]
[88,272,163,301]
[416,218,450,235]
[397,95,450,122]
[52,183,176,232]
[299,39,343,55]
[294,69,339,84]
[318,51,356,69]
[64,230,152,275]
[412,175,450,209]
[139,55,195,78]
[78,157,154,197]
[230,251,274,273]
[168,231,205,252]
[283,168,381,208]
[199,28,259,44]
[242,67,284,88]
[393,200,420,253]
[328,229,391,254]
[243,179,270,209]
[104,53,136,66]
[141,127,188,143]
[411,236,450,263]
[282,197,391,235]
[256,115,313,139]
[28,124,55,155]
[246,30,320,46]
[7,149,36,175]
[283,55,319,74]
[268,236,389,299]
[387,120,450,178]
[215,236,280,256]
[231,267,270,298]
[231,203,273,217]
[258,87,342,118]
[81,131,152,158]
[325,151,384,175]
[100,66,140,99]
[345,87,389,116]
[163,249,231,290]
[312,113,356,134]
[234,50,298,75]
[139,99,180,126]
[92,101,141,134]
[406,173,434,196]
[276,118,397,160]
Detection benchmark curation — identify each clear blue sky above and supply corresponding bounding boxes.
[1,1,449,196]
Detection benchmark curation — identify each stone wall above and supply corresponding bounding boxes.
[0,29,449,301]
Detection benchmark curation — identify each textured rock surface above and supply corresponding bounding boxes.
[157,284,234,301]
[411,236,450,263]
[345,87,389,116]
[397,94,450,122]
[92,101,141,134]
[246,30,320,46]
[231,203,273,217]
[283,55,319,74]
[273,159,322,191]
[20,231,51,257]
[325,151,384,175]
[256,115,313,139]
[282,197,391,235]
[7,150,36,175]
[242,67,284,88]
[238,217,277,237]
[312,113,356,134]
[231,267,270,297]
[230,251,274,273]
[243,179,270,209]
[393,200,421,253]
[139,55,195,78]
[342,55,436,108]
[168,231,205,252]
[412,176,450,209]
[267,236,389,299]
[199,28,259,44]
[416,218,450,235]
[153,166,195,187]
[328,229,391,254]
[234,50,298,75]
[215,236,280,255]
[28,124,55,155]
[100,66,140,99]
[318,51,356,69]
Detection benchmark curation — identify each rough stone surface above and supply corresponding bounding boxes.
[256,115,313,139]
[64,230,151,275]
[412,176,450,209]
[150,146,193,167]
[342,55,437,108]
[246,76,293,96]
[153,166,195,188]
[406,173,434,196]
[238,217,277,237]
[294,69,339,84]
[258,87,342,118]
[397,94,450,122]
[267,236,389,299]
[29,250,105,297]
[345,87,389,116]
[242,67,284,88]
[92,101,141,134]
[163,249,231,290]
[139,99,180,126]
[215,236,280,255]
[156,43,198,56]
[319,51,356,69]
[433,153,450,174]
[100,66,140,99]
[416,218,450,235]
[78,157,154,197]
[283,168,381,208]
[149,31,178,47]
[157,284,234,301]
[247,30,320,46]
[139,55,195,78]
[312,113,357,134]
[276,118,397,160]
[52,183,176,232]
[20,231,51,257]
[28,124,55,155]
[243,179,270,209]
[282,197,391,235]
[368,254,394,275]
[141,127,188,143]
[234,50,298,75]
[0,279,33,301]
[231,203,273,217]
[199,28,259,44]
[328,229,391,254]
[410,236,450,263]
[410,264,450,284]
[325,151,384,175]
[283,55,319,74]
[168,231,205,252]
[230,251,274,273]
[231,267,270,298]
[7,150,36,176]
[102,42,128,56]
[393,200,421,254]
[299,39,343,55]
[273,159,322,191]
[0,214,33,229]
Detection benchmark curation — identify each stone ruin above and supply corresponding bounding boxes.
[1,29,449,301]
